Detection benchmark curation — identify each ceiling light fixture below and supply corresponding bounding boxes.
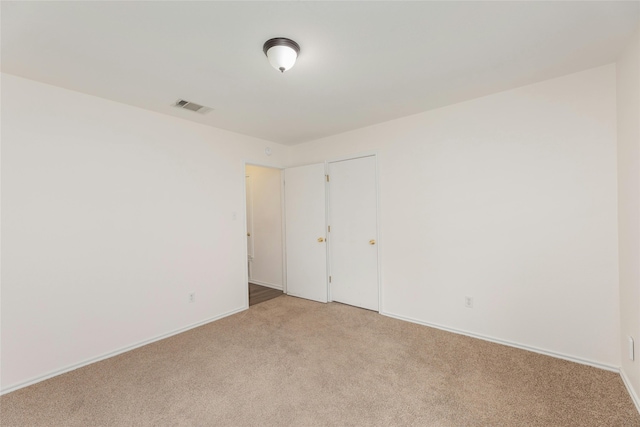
[263,37,300,73]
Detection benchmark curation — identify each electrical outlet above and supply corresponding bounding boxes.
[189,292,195,303]
[464,296,473,308]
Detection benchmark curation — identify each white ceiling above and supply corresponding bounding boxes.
[2,1,638,145]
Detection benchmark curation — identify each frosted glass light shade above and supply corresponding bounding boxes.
[266,45,298,72]
[263,38,300,73]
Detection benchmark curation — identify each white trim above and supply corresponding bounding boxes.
[621,368,640,414]
[245,174,254,260]
[242,162,251,308]
[280,171,287,295]
[381,311,618,372]
[0,306,248,395]
[324,150,379,164]
[325,160,332,303]
[324,161,330,303]
[249,280,283,291]
[373,153,382,313]
[244,159,286,170]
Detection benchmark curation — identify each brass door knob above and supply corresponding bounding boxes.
[369,239,376,245]
[318,237,325,242]
[247,233,251,237]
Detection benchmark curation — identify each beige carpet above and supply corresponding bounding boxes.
[2,295,639,426]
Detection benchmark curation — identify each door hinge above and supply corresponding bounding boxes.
[326,174,330,182]
[328,225,331,232]
[329,276,332,283]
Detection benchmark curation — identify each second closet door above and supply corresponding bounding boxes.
[328,156,379,311]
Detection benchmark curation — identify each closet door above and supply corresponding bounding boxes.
[328,156,379,311]
[284,163,328,303]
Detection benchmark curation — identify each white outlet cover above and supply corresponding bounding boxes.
[465,296,473,308]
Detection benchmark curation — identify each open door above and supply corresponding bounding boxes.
[284,163,328,303]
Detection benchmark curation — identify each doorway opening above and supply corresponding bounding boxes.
[249,283,283,306]
[245,164,286,306]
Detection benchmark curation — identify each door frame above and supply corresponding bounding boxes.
[325,151,382,313]
[246,174,254,280]
[242,161,288,308]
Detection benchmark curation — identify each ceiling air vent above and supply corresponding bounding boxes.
[173,99,212,114]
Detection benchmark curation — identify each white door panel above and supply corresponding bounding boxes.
[285,164,328,303]
[329,156,379,311]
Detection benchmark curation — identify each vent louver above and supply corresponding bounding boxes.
[173,99,212,114]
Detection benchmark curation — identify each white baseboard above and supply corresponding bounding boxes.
[380,311,618,372]
[0,306,248,395]
[249,279,282,291]
[621,368,640,414]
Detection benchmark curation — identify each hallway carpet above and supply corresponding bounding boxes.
[2,295,639,426]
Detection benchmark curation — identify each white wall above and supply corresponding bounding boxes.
[0,73,287,392]
[245,165,283,289]
[617,25,640,409]
[0,63,626,394]
[290,65,620,368]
